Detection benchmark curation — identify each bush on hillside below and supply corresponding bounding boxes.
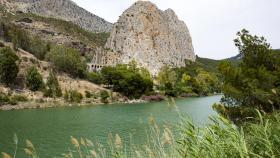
[46,46,87,78]
[0,47,19,86]
[64,90,83,103]
[44,71,62,98]
[26,66,45,91]
[100,90,110,104]
[86,72,103,85]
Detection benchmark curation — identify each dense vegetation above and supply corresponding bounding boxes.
[26,67,44,91]
[0,47,19,86]
[101,62,154,99]
[46,46,87,78]
[64,90,83,103]
[44,71,62,98]
[0,21,50,60]
[214,29,280,121]
[157,65,220,97]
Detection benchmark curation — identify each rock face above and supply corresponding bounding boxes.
[105,1,195,75]
[12,0,113,32]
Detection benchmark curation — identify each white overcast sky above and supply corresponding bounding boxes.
[72,0,279,59]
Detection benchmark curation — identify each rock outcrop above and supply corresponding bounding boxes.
[11,0,113,33]
[105,1,196,75]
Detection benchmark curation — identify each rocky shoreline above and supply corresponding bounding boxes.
[0,94,221,111]
[0,99,152,111]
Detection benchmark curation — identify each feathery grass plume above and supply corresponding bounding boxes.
[13,134,18,158]
[26,140,35,149]
[80,138,85,146]
[85,139,94,147]
[2,152,11,158]
[89,150,97,158]
[70,136,84,158]
[71,136,80,148]
[96,142,106,158]
[24,148,33,156]
[162,127,173,145]
[24,140,39,158]
[115,134,122,149]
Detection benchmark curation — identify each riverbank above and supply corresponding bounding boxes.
[0,97,166,111]
[0,93,220,111]
[0,99,148,111]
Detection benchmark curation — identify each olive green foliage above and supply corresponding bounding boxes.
[0,47,19,86]
[44,71,62,98]
[28,36,50,60]
[101,62,154,99]
[85,91,93,98]
[47,46,87,78]
[158,65,220,97]
[10,26,30,51]
[157,66,178,97]
[0,21,12,42]
[0,92,28,106]
[218,30,280,118]
[100,90,110,104]
[86,72,103,84]
[64,90,83,103]
[0,92,11,105]
[26,67,45,91]
[2,24,50,60]
[192,69,220,96]
[186,56,221,74]
[177,112,280,158]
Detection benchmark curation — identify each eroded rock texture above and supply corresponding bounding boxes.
[105,1,196,75]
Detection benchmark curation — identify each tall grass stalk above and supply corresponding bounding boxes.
[3,111,280,158]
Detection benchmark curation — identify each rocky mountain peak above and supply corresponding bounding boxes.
[8,0,113,33]
[105,1,196,75]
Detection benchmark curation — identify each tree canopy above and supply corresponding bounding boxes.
[101,63,154,99]
[46,46,87,78]
[217,29,280,117]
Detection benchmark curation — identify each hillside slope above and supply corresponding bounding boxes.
[2,0,113,33]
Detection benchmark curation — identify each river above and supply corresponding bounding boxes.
[0,95,222,157]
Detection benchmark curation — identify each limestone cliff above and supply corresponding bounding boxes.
[105,1,196,75]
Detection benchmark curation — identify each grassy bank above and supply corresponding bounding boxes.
[2,110,280,158]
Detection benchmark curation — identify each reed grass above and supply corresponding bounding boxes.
[2,111,280,158]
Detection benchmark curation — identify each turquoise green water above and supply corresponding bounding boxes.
[0,95,221,157]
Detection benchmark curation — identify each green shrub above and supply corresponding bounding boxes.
[28,36,50,60]
[0,93,10,105]
[85,91,93,98]
[101,63,154,99]
[217,29,280,119]
[44,71,62,98]
[46,46,87,78]
[0,47,19,86]
[26,66,45,91]
[11,95,28,102]
[86,72,103,84]
[64,90,83,103]
[100,90,109,103]
[11,27,30,51]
